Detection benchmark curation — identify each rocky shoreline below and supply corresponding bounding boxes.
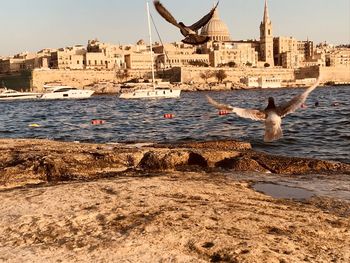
[1,139,349,262]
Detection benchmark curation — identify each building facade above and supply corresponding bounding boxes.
[326,49,350,67]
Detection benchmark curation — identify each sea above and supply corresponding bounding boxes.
[0,85,349,164]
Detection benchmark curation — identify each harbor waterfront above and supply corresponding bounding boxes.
[0,85,349,163]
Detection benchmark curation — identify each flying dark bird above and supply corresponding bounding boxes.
[153,0,219,45]
[207,78,321,142]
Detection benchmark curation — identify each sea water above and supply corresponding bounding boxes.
[0,85,349,163]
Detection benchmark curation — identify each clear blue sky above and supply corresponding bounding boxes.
[1,0,349,56]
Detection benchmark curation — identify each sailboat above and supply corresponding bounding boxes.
[119,2,181,99]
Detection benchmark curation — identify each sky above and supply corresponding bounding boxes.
[0,0,349,56]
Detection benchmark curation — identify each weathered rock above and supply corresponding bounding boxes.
[0,139,349,187]
[198,150,241,167]
[248,152,350,175]
[138,150,190,170]
[34,156,70,182]
[0,139,350,262]
[0,171,349,262]
[216,156,269,173]
[161,140,252,151]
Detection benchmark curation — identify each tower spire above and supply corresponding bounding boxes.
[263,0,270,23]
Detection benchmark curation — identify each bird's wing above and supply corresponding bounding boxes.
[207,95,234,111]
[153,0,181,29]
[189,1,219,30]
[277,77,320,117]
[207,95,266,121]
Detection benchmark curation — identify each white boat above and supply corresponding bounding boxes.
[40,85,94,99]
[119,3,181,100]
[0,88,42,100]
[119,83,181,99]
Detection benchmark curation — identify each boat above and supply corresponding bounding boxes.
[119,3,181,99]
[119,83,181,99]
[40,85,94,99]
[0,87,42,101]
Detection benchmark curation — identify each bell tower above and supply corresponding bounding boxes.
[260,0,274,66]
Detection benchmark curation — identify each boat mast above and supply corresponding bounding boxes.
[146,2,156,90]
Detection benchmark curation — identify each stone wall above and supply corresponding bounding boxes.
[319,66,350,84]
[0,71,32,91]
[31,69,151,91]
[294,66,320,79]
[179,67,295,84]
[32,70,117,91]
[2,66,349,92]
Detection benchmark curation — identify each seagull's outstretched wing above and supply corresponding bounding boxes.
[154,0,181,28]
[207,95,266,121]
[277,77,320,117]
[189,2,219,31]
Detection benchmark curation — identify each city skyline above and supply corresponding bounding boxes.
[0,0,349,56]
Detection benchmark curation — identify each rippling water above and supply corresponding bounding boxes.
[0,86,349,163]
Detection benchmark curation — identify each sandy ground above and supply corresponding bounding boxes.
[1,171,349,263]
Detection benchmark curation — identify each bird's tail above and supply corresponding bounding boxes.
[264,114,283,142]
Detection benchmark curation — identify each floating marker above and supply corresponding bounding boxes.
[29,124,41,127]
[164,114,174,119]
[219,110,229,115]
[91,119,106,125]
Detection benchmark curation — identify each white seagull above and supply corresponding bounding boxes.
[207,78,321,142]
[153,0,219,45]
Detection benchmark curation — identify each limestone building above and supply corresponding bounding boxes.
[200,9,231,42]
[259,0,274,66]
[208,42,258,67]
[51,45,86,70]
[273,37,299,68]
[198,7,258,68]
[326,48,350,67]
[153,42,209,69]
[298,40,314,61]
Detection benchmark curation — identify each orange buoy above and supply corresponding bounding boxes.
[164,114,174,119]
[91,119,106,125]
[219,110,229,115]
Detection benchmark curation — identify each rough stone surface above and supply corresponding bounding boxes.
[1,139,349,187]
[1,139,350,262]
[0,172,349,262]
[216,156,269,173]
[248,152,350,175]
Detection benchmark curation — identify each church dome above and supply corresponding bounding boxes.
[200,9,231,41]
